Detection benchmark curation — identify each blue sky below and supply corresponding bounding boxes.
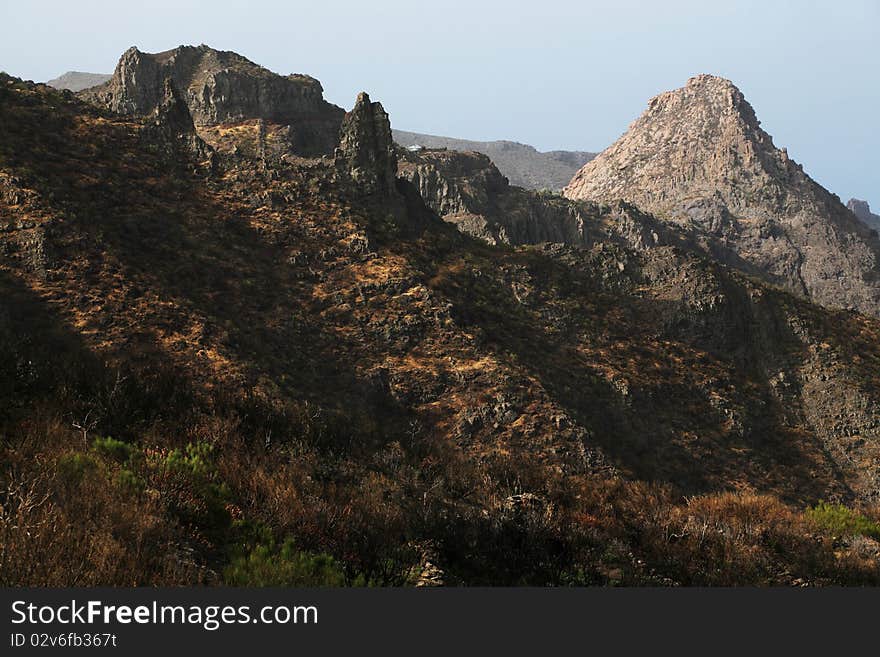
[1,0,877,208]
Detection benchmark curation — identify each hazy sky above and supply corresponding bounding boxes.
[1,1,878,208]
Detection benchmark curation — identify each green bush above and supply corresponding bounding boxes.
[56,452,99,484]
[92,436,133,463]
[115,468,144,492]
[806,502,880,540]
[165,441,214,480]
[148,441,231,535]
[224,539,346,587]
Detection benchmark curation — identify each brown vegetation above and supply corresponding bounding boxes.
[1,74,879,586]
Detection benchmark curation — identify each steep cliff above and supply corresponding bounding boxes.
[79,45,344,155]
[398,147,677,252]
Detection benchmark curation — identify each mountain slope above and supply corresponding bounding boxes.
[2,63,880,586]
[46,71,111,91]
[393,129,595,191]
[564,75,880,319]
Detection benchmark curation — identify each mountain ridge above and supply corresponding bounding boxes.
[44,72,596,190]
[392,129,596,191]
[45,71,111,91]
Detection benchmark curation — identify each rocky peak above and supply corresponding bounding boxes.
[335,92,398,197]
[80,44,344,156]
[848,198,880,231]
[102,46,164,115]
[565,75,796,206]
[564,74,880,318]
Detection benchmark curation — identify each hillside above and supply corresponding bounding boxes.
[564,75,880,319]
[393,129,595,191]
[1,52,880,586]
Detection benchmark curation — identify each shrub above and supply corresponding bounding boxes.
[92,436,133,463]
[143,441,232,538]
[165,441,214,480]
[224,538,346,587]
[56,452,99,484]
[806,502,880,541]
[115,468,143,492]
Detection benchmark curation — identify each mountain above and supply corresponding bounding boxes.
[45,71,111,91]
[849,198,880,232]
[79,44,345,156]
[393,129,596,191]
[2,51,880,587]
[564,75,880,319]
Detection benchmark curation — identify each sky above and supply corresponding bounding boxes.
[1,0,878,208]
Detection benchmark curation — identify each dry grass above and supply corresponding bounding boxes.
[2,75,880,586]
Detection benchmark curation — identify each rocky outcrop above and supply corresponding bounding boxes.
[398,147,675,251]
[80,45,344,156]
[141,78,212,161]
[398,149,507,218]
[393,129,596,191]
[336,92,399,198]
[848,198,880,232]
[399,147,595,245]
[564,74,880,318]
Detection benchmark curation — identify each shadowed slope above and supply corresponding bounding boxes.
[2,72,880,585]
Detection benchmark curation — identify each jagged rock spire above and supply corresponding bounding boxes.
[335,92,398,198]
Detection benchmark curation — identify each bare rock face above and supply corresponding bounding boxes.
[398,148,508,218]
[335,92,399,198]
[398,147,675,251]
[141,77,212,161]
[399,148,584,245]
[80,45,344,156]
[564,74,880,318]
[848,198,880,232]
